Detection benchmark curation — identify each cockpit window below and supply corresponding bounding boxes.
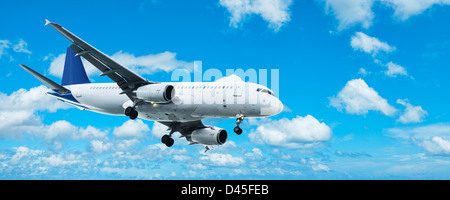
[256,88,275,97]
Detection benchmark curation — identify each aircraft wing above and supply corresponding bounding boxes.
[158,120,206,137]
[44,19,154,100]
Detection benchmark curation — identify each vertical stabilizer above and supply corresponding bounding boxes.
[61,47,91,86]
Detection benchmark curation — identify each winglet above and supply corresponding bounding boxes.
[44,19,51,26]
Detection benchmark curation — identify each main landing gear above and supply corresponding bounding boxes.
[161,122,180,147]
[161,135,174,147]
[124,106,138,120]
[234,114,244,135]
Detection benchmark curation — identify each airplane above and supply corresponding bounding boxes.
[19,20,283,150]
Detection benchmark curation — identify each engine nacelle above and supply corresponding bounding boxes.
[189,127,227,145]
[135,84,175,103]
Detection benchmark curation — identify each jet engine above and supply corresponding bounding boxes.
[135,84,175,103]
[188,127,228,145]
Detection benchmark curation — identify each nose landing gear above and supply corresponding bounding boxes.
[234,114,244,135]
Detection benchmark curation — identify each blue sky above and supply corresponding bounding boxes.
[1,0,450,179]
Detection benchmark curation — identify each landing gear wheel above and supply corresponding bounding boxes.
[124,106,138,120]
[124,107,134,116]
[161,134,174,147]
[129,110,138,120]
[234,126,243,135]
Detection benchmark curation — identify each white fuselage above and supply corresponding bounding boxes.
[48,81,283,122]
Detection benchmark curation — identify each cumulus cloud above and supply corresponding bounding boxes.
[382,0,450,20]
[301,158,330,172]
[416,136,450,156]
[0,86,71,139]
[90,140,113,153]
[151,122,169,139]
[386,123,450,156]
[200,152,245,166]
[350,34,410,79]
[0,85,69,113]
[322,0,450,30]
[350,32,395,56]
[111,51,193,75]
[48,51,193,78]
[396,99,427,124]
[385,62,408,77]
[10,146,43,165]
[324,0,375,30]
[112,119,150,139]
[248,115,332,148]
[245,148,263,158]
[219,0,293,31]
[329,78,397,116]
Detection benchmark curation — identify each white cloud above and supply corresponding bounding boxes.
[350,32,395,55]
[48,51,193,78]
[75,125,108,140]
[0,110,41,136]
[189,163,207,170]
[0,40,11,59]
[416,136,450,156]
[385,62,408,77]
[382,0,450,20]
[386,123,450,140]
[324,0,375,30]
[248,115,332,148]
[151,122,169,139]
[0,85,69,113]
[41,120,77,141]
[330,78,398,116]
[0,38,31,60]
[322,0,450,30]
[10,146,43,165]
[386,123,450,156]
[111,51,193,75]
[42,154,81,167]
[200,152,245,166]
[417,136,450,156]
[12,39,32,54]
[396,99,427,124]
[358,67,370,77]
[0,87,105,145]
[245,148,263,158]
[219,0,293,31]
[112,119,150,139]
[0,86,71,139]
[301,158,330,172]
[90,140,113,153]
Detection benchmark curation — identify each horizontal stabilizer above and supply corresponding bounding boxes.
[19,64,70,94]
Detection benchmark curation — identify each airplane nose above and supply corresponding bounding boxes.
[277,99,283,114]
[275,98,283,115]
[268,98,283,116]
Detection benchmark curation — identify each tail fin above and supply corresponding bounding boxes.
[61,47,91,86]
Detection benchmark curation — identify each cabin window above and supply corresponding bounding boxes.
[256,88,276,97]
